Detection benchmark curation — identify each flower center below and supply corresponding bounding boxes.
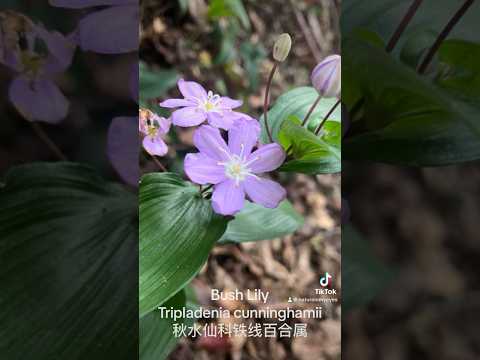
[203,90,221,112]
[223,156,251,184]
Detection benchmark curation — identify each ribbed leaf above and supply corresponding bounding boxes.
[260,87,341,144]
[139,172,228,317]
[219,200,303,244]
[0,162,137,359]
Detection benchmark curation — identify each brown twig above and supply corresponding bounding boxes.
[263,62,278,143]
[418,0,475,74]
[30,122,67,161]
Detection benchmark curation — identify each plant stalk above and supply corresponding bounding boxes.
[418,0,475,74]
[315,99,341,135]
[263,62,278,144]
[151,154,167,172]
[301,95,322,127]
[30,122,67,161]
[386,0,424,53]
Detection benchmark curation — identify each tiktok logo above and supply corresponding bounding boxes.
[320,272,333,287]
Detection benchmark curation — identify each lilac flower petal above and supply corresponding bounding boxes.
[248,143,286,174]
[157,116,171,134]
[228,117,260,156]
[184,153,226,185]
[9,77,69,124]
[107,116,139,187]
[212,179,245,216]
[49,0,136,9]
[171,107,206,127]
[34,25,76,74]
[77,5,138,54]
[207,111,235,130]
[160,98,196,108]
[219,96,243,109]
[178,79,207,101]
[244,176,286,209]
[130,62,138,103]
[143,136,168,156]
[193,125,230,161]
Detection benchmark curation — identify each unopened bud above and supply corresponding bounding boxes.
[311,55,341,98]
[273,33,292,62]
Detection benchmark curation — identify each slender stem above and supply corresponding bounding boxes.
[201,184,213,195]
[30,122,67,161]
[150,154,167,172]
[386,0,424,53]
[263,62,278,143]
[301,95,322,127]
[418,0,475,74]
[315,99,341,135]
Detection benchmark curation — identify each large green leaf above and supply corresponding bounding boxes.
[140,285,199,360]
[279,117,341,174]
[139,173,228,317]
[343,225,396,312]
[140,290,185,360]
[219,200,304,244]
[0,162,137,359]
[260,87,341,144]
[343,38,480,165]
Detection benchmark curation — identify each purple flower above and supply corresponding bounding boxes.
[139,108,170,156]
[50,0,138,54]
[1,11,75,123]
[185,119,287,215]
[159,79,244,130]
[311,55,341,98]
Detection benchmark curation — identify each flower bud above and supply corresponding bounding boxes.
[311,55,341,98]
[273,33,292,62]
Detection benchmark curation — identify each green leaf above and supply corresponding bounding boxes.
[318,121,341,148]
[343,38,480,165]
[343,225,396,312]
[279,117,341,174]
[400,29,438,69]
[140,285,199,360]
[139,173,228,317]
[260,87,341,144]
[140,290,185,360]
[219,200,304,244]
[0,162,137,359]
[140,62,179,108]
[437,40,480,101]
[208,0,251,29]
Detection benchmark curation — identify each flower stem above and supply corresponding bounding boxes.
[263,62,278,144]
[418,0,475,74]
[386,0,424,53]
[301,95,322,127]
[30,122,67,161]
[314,99,341,135]
[201,184,213,195]
[150,154,167,172]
